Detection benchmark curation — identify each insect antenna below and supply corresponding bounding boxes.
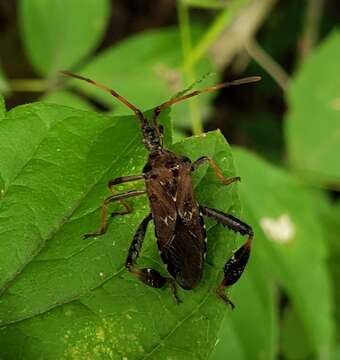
[61,71,147,127]
[152,76,261,124]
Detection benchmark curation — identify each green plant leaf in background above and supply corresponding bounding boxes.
[210,246,278,360]
[19,0,110,77]
[234,148,335,358]
[285,29,340,187]
[0,97,251,358]
[321,199,340,351]
[43,90,94,112]
[280,305,313,360]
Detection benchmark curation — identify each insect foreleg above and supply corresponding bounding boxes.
[126,214,182,304]
[201,206,254,309]
[83,190,146,239]
[108,174,145,190]
[192,156,240,186]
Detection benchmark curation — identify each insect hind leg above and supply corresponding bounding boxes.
[201,206,253,309]
[126,213,182,304]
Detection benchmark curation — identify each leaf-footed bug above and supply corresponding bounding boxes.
[61,71,259,308]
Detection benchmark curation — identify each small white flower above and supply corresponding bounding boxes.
[260,214,295,244]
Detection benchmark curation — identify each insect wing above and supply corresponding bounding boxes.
[146,172,178,248]
[162,166,206,290]
[171,169,206,289]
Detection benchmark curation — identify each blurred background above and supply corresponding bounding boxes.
[1,0,340,359]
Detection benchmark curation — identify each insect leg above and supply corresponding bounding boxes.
[192,156,240,186]
[108,174,144,189]
[84,190,146,239]
[107,174,145,215]
[201,206,254,309]
[126,214,182,304]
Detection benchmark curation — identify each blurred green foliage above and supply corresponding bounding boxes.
[0,0,340,359]
[286,30,340,187]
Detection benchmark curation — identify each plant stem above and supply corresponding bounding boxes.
[245,38,290,91]
[182,0,229,9]
[298,0,324,62]
[209,0,276,70]
[8,79,48,92]
[178,0,203,135]
[183,0,250,70]
[178,0,253,135]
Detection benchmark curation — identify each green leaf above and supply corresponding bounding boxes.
[321,200,340,344]
[285,29,340,186]
[334,345,340,360]
[210,246,278,360]
[0,102,242,358]
[43,90,95,111]
[65,27,217,128]
[234,147,335,358]
[0,95,5,121]
[19,0,110,77]
[281,306,314,360]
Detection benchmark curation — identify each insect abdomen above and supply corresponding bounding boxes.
[161,215,206,290]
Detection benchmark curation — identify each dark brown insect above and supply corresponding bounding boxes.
[62,71,259,308]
